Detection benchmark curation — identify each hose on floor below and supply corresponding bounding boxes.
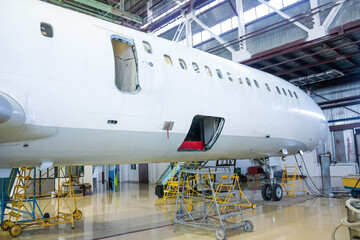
[331,198,360,240]
[294,154,350,199]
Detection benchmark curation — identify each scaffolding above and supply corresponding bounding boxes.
[173,165,254,240]
[281,165,308,197]
[0,166,82,237]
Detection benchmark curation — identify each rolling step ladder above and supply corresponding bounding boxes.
[173,165,254,240]
[1,166,83,237]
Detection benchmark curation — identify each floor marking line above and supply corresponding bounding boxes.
[92,224,172,240]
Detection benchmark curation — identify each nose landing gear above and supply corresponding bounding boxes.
[260,157,283,201]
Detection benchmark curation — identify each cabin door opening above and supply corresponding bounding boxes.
[111,37,139,93]
[178,115,224,151]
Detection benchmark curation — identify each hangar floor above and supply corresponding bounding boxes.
[0,180,350,240]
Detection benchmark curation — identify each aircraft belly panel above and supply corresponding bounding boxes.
[0,125,306,167]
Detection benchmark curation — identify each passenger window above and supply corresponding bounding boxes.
[282,88,287,96]
[288,90,293,97]
[238,77,243,84]
[142,41,152,54]
[216,69,223,79]
[179,59,187,70]
[227,72,233,82]
[192,62,200,73]
[205,66,212,76]
[294,91,298,99]
[112,38,139,93]
[246,77,251,86]
[254,79,260,88]
[164,55,172,66]
[40,22,53,38]
[265,83,271,92]
[276,86,281,94]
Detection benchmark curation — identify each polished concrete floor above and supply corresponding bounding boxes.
[0,179,351,240]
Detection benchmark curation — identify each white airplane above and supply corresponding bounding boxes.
[0,0,328,199]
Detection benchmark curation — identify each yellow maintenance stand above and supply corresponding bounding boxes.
[1,166,82,237]
[281,165,308,197]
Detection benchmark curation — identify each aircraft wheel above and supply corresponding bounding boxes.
[73,210,82,220]
[261,184,272,201]
[9,224,21,237]
[215,227,226,240]
[243,219,254,232]
[271,184,283,201]
[1,220,11,231]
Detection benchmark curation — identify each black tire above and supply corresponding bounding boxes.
[261,184,272,201]
[271,183,283,201]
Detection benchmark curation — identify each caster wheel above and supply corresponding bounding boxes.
[261,184,272,201]
[73,210,82,220]
[243,220,254,232]
[252,204,257,210]
[44,212,51,223]
[9,224,22,237]
[1,220,11,231]
[271,184,283,201]
[215,227,226,240]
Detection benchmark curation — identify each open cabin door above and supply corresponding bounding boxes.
[178,115,224,151]
[111,36,140,93]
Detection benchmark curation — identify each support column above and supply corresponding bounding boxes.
[232,0,251,62]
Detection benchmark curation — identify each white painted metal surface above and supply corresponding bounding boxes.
[0,0,329,168]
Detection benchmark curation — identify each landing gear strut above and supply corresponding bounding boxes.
[260,157,283,201]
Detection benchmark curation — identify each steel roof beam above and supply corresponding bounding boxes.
[258,0,310,33]
[274,51,360,76]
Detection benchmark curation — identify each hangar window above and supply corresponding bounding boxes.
[246,77,251,86]
[112,37,139,93]
[40,22,53,38]
[179,59,187,70]
[142,41,152,54]
[265,83,271,92]
[294,91,298,99]
[227,72,233,82]
[254,79,260,88]
[192,62,200,73]
[164,55,173,66]
[276,86,281,94]
[238,77,243,84]
[216,69,223,79]
[205,66,212,76]
[282,88,287,96]
[288,90,293,97]
[178,115,225,152]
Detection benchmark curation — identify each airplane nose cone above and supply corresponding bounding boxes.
[0,94,12,124]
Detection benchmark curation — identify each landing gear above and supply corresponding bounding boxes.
[261,184,272,201]
[260,157,283,201]
[271,184,283,201]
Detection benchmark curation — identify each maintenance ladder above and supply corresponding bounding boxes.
[173,165,254,240]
